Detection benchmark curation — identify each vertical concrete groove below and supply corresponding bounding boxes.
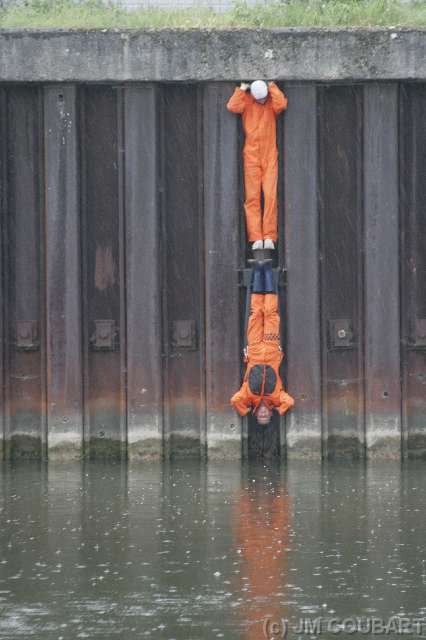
[317,86,328,461]
[39,85,48,461]
[399,85,409,461]
[398,84,426,460]
[197,85,207,460]
[124,84,163,461]
[318,86,365,460]
[117,87,128,460]
[203,82,242,460]
[79,87,90,459]
[44,84,83,460]
[284,84,322,460]
[159,86,171,460]
[364,83,402,459]
[0,89,8,461]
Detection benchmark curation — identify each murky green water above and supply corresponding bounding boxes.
[1,460,426,639]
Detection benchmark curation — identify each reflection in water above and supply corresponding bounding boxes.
[0,460,426,639]
[232,469,291,640]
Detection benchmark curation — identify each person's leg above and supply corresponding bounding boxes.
[244,160,263,243]
[251,262,265,294]
[263,293,280,345]
[261,156,278,243]
[247,293,265,347]
[263,261,278,294]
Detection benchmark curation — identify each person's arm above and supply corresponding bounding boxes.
[226,83,250,114]
[277,389,295,416]
[268,82,288,114]
[230,382,251,416]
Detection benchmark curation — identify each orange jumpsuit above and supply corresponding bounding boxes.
[226,83,288,243]
[230,293,294,416]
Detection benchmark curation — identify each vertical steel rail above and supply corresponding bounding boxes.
[124,84,163,461]
[399,84,426,460]
[159,86,170,459]
[364,83,401,459]
[318,85,364,460]
[399,84,411,462]
[117,87,127,461]
[44,85,83,459]
[197,84,207,460]
[7,88,44,459]
[203,83,242,460]
[284,84,322,459]
[79,87,91,460]
[39,85,48,461]
[277,82,288,459]
[0,89,8,461]
[81,86,124,459]
[161,86,203,459]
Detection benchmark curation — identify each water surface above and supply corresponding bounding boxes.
[1,460,425,639]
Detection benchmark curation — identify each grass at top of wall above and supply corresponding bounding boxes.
[1,0,426,29]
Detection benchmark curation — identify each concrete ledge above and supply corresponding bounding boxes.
[0,28,425,82]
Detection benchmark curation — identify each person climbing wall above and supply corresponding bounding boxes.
[230,261,294,425]
[226,80,288,251]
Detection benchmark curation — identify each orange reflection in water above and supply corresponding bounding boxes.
[232,477,292,640]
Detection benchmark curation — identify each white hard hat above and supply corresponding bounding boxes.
[250,80,268,100]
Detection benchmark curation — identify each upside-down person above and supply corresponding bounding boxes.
[230,262,294,425]
[226,80,288,252]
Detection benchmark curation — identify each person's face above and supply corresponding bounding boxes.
[256,402,273,425]
[255,96,268,105]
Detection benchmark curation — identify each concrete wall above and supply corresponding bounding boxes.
[1,30,426,462]
[0,29,426,82]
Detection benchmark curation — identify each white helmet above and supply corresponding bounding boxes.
[250,80,268,101]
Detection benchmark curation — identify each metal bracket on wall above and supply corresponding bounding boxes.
[329,319,355,349]
[15,320,39,351]
[90,319,117,351]
[413,319,426,348]
[171,320,197,350]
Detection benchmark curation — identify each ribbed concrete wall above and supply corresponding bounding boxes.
[0,30,426,462]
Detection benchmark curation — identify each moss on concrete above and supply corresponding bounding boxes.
[287,442,322,460]
[167,433,202,459]
[7,435,42,460]
[48,440,82,461]
[366,435,401,459]
[87,437,124,460]
[207,439,242,460]
[327,435,363,460]
[407,433,426,460]
[128,438,163,461]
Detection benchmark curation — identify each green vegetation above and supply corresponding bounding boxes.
[1,0,426,29]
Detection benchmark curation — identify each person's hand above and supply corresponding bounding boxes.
[268,81,275,87]
[240,82,250,91]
